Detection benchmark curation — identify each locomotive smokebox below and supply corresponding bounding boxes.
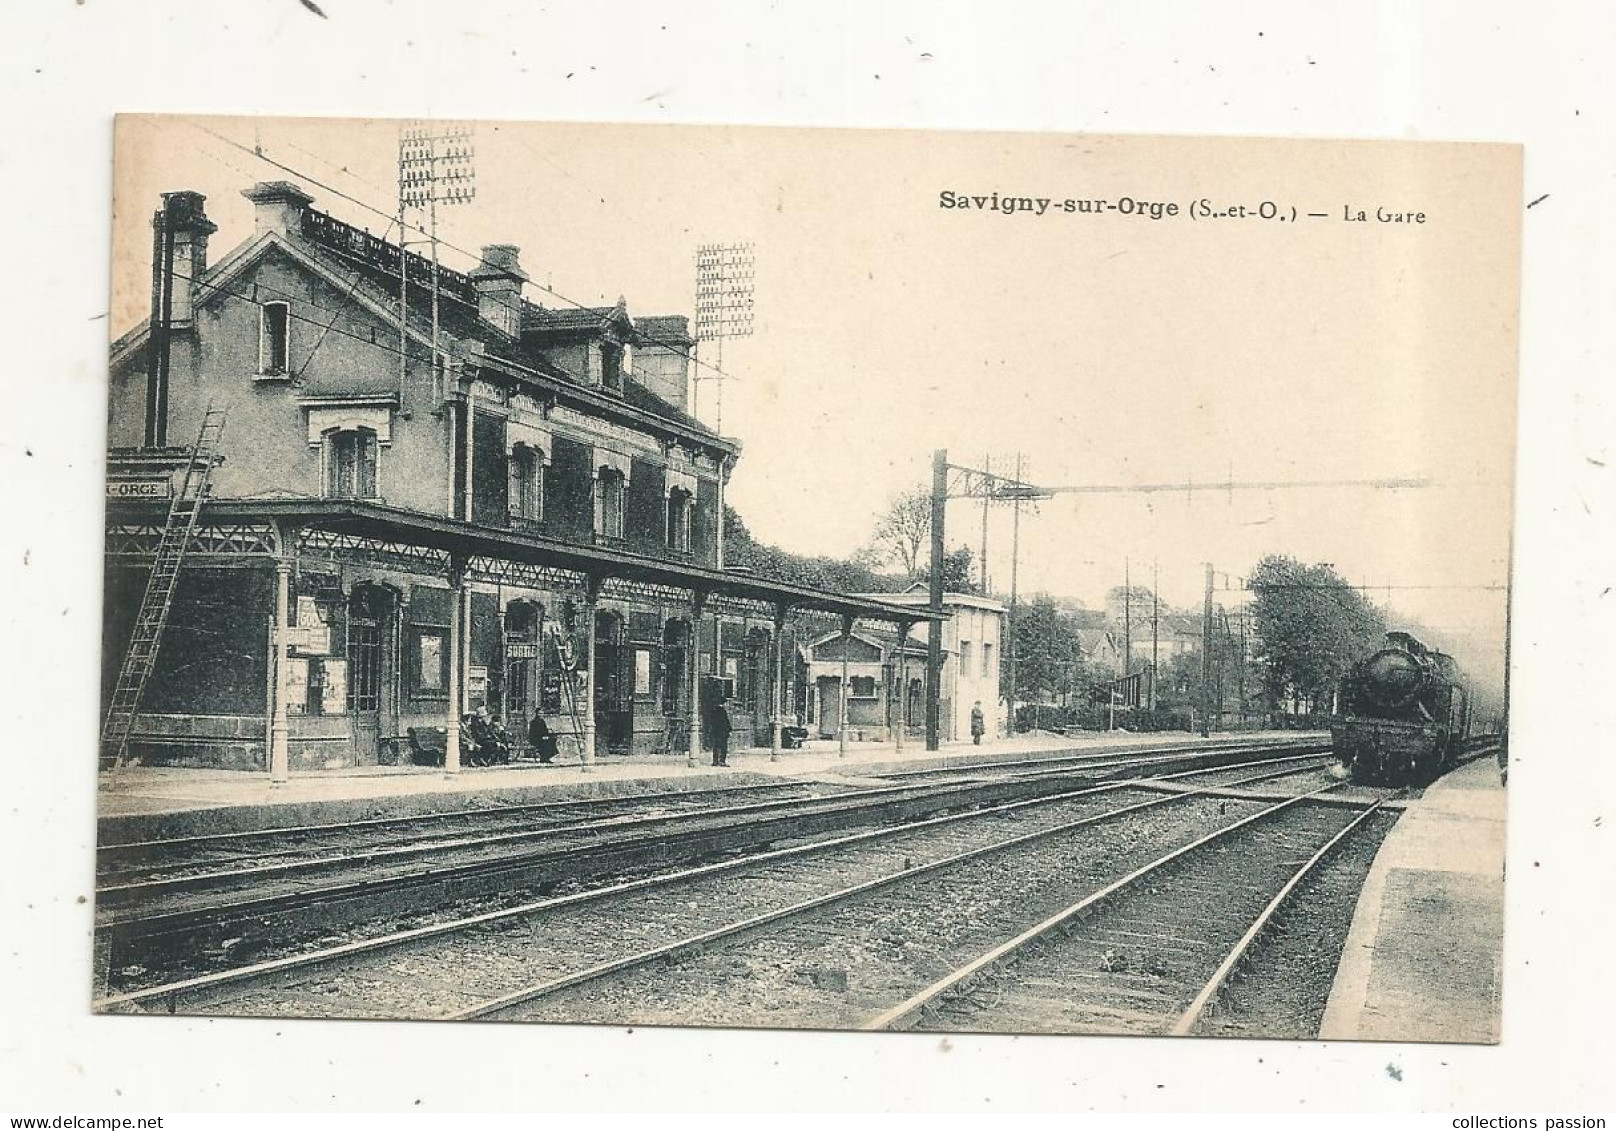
[1361,648,1429,710]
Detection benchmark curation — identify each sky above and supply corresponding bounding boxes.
[110,115,1520,697]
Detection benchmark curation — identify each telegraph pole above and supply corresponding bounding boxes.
[979,453,992,594]
[923,451,1032,746]
[1200,562,1214,737]
[1006,451,1024,739]
[399,121,476,400]
[1237,604,1249,726]
[1123,556,1132,681]
[693,242,755,569]
[926,449,947,750]
[400,121,476,520]
[144,195,177,449]
[1150,558,1160,712]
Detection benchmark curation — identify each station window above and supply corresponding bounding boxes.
[982,642,994,680]
[325,428,379,499]
[260,302,290,376]
[849,675,877,699]
[666,487,693,552]
[509,444,544,523]
[595,467,626,541]
[959,640,973,675]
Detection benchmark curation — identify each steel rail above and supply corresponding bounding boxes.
[94,750,1328,1013]
[1167,800,1384,1036]
[100,733,1322,856]
[871,734,1324,780]
[98,748,1327,947]
[95,775,1029,900]
[861,782,1351,1032]
[98,739,1328,901]
[99,778,810,854]
[445,759,1327,1020]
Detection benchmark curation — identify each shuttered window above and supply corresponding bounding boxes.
[666,488,693,552]
[595,468,626,540]
[261,302,290,375]
[326,428,378,499]
[509,444,543,522]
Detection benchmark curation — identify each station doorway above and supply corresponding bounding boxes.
[347,583,398,762]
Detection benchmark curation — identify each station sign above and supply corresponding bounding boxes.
[106,478,172,499]
[505,642,539,660]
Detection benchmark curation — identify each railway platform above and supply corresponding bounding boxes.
[1319,754,1506,1043]
[97,728,1313,839]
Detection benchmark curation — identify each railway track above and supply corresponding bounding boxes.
[97,733,1317,886]
[97,739,1329,953]
[96,779,845,894]
[867,786,1382,1035]
[863,733,1322,781]
[96,749,1339,1018]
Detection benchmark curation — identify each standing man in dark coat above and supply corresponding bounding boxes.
[970,701,986,745]
[707,697,733,767]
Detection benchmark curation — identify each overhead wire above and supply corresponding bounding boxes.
[118,255,714,431]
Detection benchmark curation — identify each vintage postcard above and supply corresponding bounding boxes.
[94,116,1518,1042]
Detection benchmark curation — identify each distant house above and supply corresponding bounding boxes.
[1075,628,1122,677]
[1106,607,1201,673]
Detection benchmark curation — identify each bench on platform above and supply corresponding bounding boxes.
[405,726,451,767]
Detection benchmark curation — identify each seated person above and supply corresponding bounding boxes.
[527,712,559,764]
[465,706,510,765]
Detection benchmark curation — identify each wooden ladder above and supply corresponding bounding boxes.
[100,407,227,772]
[545,624,588,760]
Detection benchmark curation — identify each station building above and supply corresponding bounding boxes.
[801,590,1006,743]
[103,182,935,776]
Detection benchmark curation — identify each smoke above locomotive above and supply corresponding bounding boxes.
[1331,631,1472,786]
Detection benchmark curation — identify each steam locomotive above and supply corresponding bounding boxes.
[1331,631,1471,786]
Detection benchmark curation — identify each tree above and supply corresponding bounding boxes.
[1247,555,1386,711]
[863,487,933,579]
[1104,584,1157,625]
[723,505,898,593]
[941,545,980,594]
[861,487,982,593]
[1004,594,1089,706]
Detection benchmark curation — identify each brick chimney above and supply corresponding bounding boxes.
[632,315,694,411]
[156,191,217,327]
[242,180,315,239]
[468,245,529,337]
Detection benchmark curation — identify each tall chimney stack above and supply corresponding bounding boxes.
[157,191,216,327]
[145,191,216,447]
[469,245,529,337]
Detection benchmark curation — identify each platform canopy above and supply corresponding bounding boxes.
[106,496,942,626]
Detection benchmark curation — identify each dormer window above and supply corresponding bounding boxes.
[324,427,378,499]
[260,302,290,376]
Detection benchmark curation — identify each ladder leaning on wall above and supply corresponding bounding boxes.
[100,408,228,772]
[545,624,588,760]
